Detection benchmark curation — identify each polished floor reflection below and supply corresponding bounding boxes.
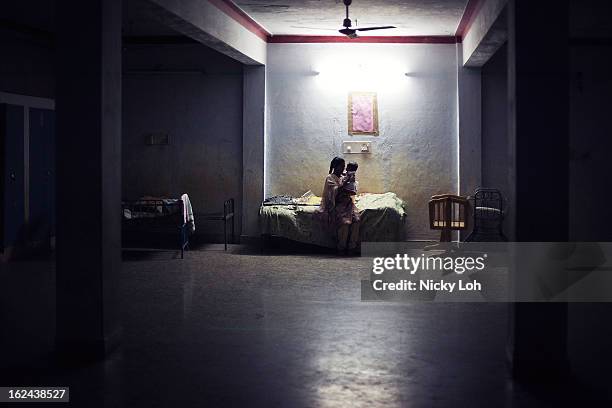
[0,245,606,407]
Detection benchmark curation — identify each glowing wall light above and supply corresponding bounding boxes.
[313,59,408,92]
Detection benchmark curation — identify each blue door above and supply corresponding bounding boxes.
[29,107,55,243]
[1,104,25,250]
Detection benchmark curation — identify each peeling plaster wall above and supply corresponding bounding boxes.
[266,43,459,240]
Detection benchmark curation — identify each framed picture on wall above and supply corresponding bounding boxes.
[348,91,379,136]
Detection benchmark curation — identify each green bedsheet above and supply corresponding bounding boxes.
[259,192,406,248]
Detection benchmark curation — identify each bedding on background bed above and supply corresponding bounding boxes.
[259,192,406,248]
[122,193,195,233]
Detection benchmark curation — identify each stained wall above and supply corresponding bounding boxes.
[265,43,459,239]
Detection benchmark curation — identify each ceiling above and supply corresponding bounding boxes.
[124,0,182,36]
[234,0,469,36]
[5,0,612,40]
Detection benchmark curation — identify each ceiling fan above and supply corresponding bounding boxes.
[338,0,396,39]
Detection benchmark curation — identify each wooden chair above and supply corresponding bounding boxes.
[428,194,469,242]
[200,198,235,250]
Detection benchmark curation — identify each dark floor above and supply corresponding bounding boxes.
[0,245,607,407]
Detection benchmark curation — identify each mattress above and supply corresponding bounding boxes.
[259,192,406,248]
[122,194,195,233]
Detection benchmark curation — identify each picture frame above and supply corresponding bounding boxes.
[348,91,379,136]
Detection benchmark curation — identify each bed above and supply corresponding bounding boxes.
[122,193,195,258]
[259,192,406,248]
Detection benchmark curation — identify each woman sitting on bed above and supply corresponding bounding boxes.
[317,156,360,253]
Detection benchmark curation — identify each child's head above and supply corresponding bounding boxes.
[346,162,358,172]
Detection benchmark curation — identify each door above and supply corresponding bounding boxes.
[29,107,55,244]
[0,104,25,250]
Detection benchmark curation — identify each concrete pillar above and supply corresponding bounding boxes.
[456,43,482,242]
[241,65,265,239]
[55,0,122,360]
[507,0,570,378]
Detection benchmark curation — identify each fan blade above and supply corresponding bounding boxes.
[355,26,396,32]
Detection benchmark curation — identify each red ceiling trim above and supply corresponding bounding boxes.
[268,35,459,44]
[206,0,270,42]
[455,0,485,39]
[208,0,463,45]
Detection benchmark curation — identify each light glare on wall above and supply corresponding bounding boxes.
[314,60,407,92]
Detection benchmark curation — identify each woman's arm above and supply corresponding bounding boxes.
[324,175,340,210]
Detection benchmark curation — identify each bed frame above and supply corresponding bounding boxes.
[465,188,507,242]
[199,198,235,251]
[121,199,189,258]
